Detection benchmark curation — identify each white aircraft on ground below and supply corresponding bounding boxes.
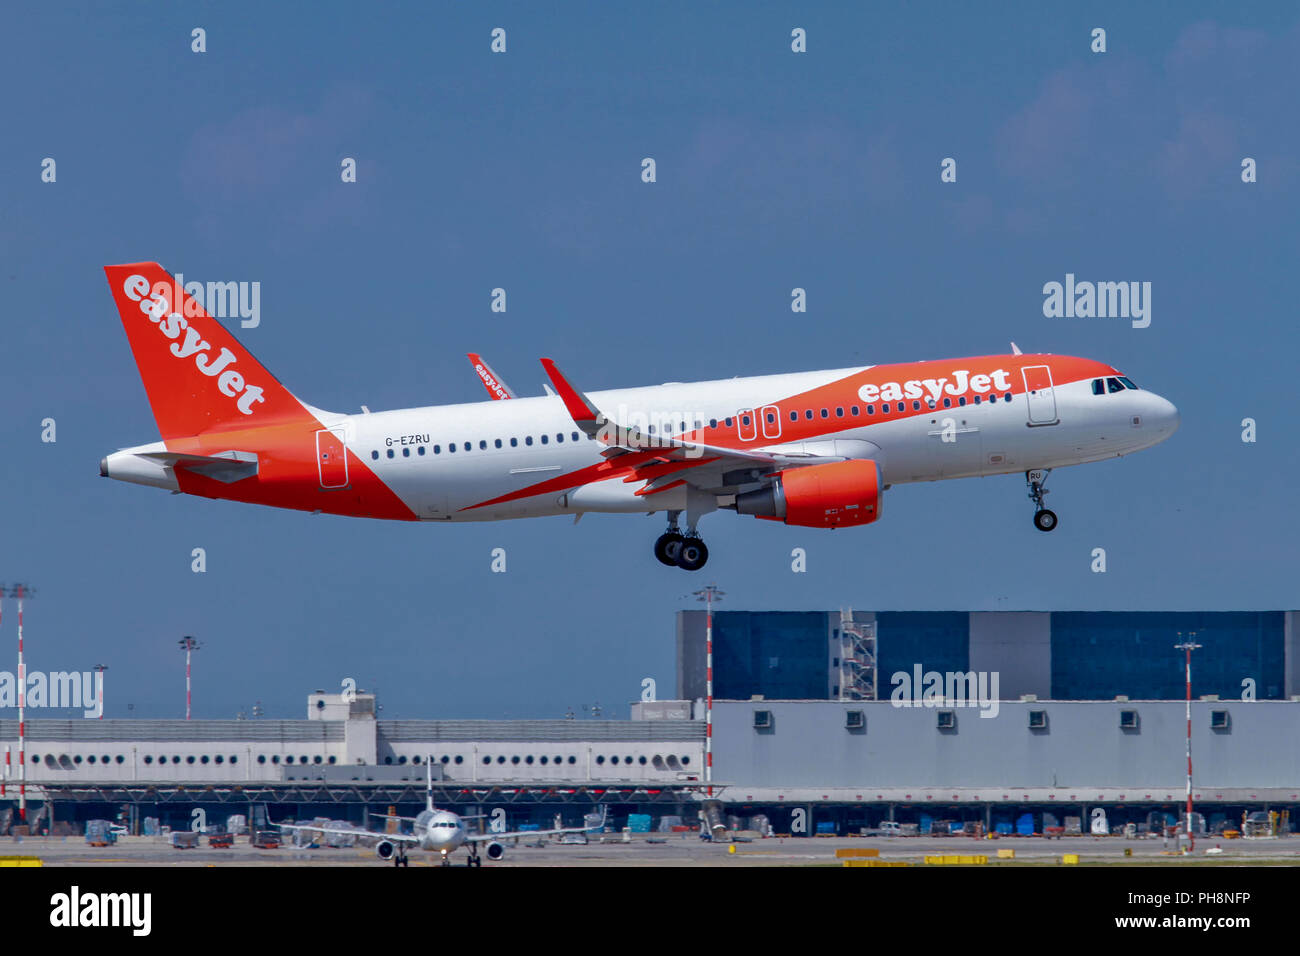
[274,761,606,867]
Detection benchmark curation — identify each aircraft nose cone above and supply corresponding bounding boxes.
[1157,395,1180,434]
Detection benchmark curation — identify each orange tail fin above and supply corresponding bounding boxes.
[104,262,305,439]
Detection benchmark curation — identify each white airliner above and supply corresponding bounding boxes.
[101,263,1180,570]
[275,762,605,866]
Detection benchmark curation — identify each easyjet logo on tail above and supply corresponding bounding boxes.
[473,363,511,401]
[121,274,265,415]
[857,368,1013,405]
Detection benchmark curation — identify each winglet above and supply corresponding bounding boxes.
[467,353,516,400]
[1010,341,1023,355]
[539,358,603,431]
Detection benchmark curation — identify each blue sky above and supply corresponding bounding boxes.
[1,3,1297,719]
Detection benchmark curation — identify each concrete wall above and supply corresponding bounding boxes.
[713,700,1300,791]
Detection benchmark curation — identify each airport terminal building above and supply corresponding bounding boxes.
[3,610,1298,837]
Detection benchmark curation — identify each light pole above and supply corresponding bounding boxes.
[692,585,724,798]
[178,637,201,720]
[1175,632,1201,853]
[3,584,36,821]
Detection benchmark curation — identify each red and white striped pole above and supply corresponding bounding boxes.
[693,586,724,798]
[178,637,200,720]
[14,585,30,822]
[1176,634,1200,854]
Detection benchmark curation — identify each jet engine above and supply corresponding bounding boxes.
[485,841,506,861]
[734,459,882,528]
[375,840,396,860]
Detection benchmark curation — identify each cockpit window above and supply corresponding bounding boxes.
[1106,377,1124,394]
[1091,378,1104,396]
[1118,376,1138,390]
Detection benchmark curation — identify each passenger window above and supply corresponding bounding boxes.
[709,419,718,429]
[402,447,410,457]
[494,439,502,448]
[386,449,394,458]
[789,411,798,422]
[879,404,888,414]
[556,433,564,443]
[741,415,751,426]
[958,397,966,407]
[540,434,548,444]
[725,417,733,427]
[418,446,426,455]
[434,445,441,454]
[943,398,951,408]
[973,395,981,405]
[1091,378,1105,396]
[1107,377,1124,394]
[1004,394,1012,402]
[805,410,813,420]
[820,409,829,418]
[766,412,775,424]
[850,406,860,416]
[835,407,844,417]
[572,431,580,441]
[479,440,487,450]
[912,401,920,410]
[464,442,471,451]
[371,451,379,460]
[867,405,875,415]
[448,444,455,453]
[525,436,533,446]
[510,438,518,447]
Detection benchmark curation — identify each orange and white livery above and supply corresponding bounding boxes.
[101,263,1180,570]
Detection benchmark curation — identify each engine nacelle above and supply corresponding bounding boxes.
[735,459,882,528]
[375,840,396,861]
[485,840,505,861]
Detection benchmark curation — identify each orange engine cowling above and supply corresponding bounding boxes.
[734,459,883,529]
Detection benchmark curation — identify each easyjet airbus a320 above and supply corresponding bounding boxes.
[100,263,1179,571]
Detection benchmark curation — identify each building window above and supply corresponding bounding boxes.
[1120,710,1140,730]
[567,756,576,764]
[937,710,956,730]
[258,755,266,764]
[455,755,464,765]
[753,710,772,729]
[1028,710,1048,730]
[230,756,238,765]
[144,756,154,765]
[1211,710,1230,731]
[286,756,294,764]
[482,756,491,765]
[272,755,280,764]
[845,710,865,730]
[200,755,209,764]
[596,755,605,765]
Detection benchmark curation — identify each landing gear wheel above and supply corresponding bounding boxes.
[654,532,685,566]
[676,538,709,571]
[1033,509,1058,532]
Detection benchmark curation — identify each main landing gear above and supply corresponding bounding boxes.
[1026,469,1058,532]
[654,513,709,571]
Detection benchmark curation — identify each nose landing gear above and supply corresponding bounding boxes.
[1026,469,1057,532]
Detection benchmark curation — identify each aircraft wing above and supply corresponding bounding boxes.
[538,358,853,494]
[274,820,421,844]
[466,808,607,844]
[468,353,517,400]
